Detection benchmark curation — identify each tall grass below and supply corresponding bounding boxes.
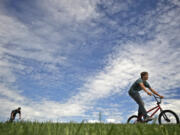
[0,121,179,135]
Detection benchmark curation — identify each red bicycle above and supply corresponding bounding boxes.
[127,94,179,124]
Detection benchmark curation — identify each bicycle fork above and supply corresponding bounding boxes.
[159,107,170,122]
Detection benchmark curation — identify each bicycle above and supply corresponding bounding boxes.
[127,94,179,124]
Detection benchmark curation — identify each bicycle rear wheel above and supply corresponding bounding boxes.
[158,110,179,124]
[127,115,138,124]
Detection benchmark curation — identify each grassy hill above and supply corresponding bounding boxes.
[0,122,180,135]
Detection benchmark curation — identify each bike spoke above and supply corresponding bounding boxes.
[161,112,177,124]
[129,118,137,124]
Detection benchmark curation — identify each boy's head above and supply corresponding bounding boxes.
[140,72,148,80]
[18,107,21,111]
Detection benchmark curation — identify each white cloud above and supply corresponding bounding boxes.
[38,0,100,22]
[0,85,25,102]
[87,119,100,123]
[106,118,116,123]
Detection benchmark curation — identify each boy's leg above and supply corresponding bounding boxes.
[10,117,14,122]
[129,91,148,118]
[10,113,15,122]
[138,104,144,121]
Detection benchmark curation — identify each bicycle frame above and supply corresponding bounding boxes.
[147,103,162,117]
[137,95,163,121]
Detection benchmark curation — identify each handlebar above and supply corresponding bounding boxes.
[152,94,162,104]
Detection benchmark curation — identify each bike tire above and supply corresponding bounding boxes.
[158,110,179,124]
[127,115,138,124]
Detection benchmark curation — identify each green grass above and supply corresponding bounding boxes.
[0,122,179,135]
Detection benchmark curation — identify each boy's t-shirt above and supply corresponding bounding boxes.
[129,78,151,92]
[12,109,21,116]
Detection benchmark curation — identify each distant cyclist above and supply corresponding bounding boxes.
[128,72,164,122]
[10,107,21,122]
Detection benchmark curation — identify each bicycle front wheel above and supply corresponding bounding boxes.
[158,110,179,124]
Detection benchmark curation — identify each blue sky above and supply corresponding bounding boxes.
[0,0,180,123]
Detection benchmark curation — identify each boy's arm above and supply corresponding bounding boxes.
[139,83,152,96]
[149,88,164,98]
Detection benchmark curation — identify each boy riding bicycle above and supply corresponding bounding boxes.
[128,72,164,122]
[9,107,21,122]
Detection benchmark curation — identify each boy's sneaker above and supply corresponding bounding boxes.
[144,116,153,122]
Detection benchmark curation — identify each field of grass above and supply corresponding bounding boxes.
[0,122,180,135]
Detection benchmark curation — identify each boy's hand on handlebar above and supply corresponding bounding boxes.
[159,95,164,99]
[147,92,152,96]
